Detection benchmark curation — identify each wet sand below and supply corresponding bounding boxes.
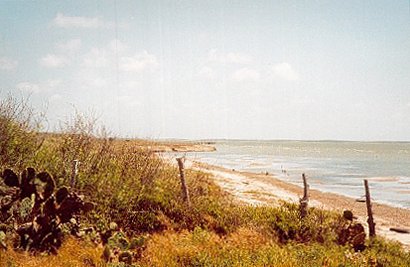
[189,160,410,249]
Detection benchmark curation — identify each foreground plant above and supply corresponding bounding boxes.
[0,167,93,253]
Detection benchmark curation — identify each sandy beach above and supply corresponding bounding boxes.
[188,160,410,249]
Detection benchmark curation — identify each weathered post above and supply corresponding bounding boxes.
[176,157,191,207]
[70,160,79,188]
[364,179,376,237]
[300,173,309,218]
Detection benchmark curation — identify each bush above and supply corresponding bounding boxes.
[0,95,44,170]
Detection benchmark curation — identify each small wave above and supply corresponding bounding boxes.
[336,173,365,178]
[397,176,410,184]
[396,190,410,195]
[366,176,400,182]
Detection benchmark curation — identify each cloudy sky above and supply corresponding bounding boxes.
[1,1,409,141]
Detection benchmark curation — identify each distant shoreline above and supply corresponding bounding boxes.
[124,139,217,152]
[183,139,410,144]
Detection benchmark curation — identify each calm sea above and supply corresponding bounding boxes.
[187,140,410,209]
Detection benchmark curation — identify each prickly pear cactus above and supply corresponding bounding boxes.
[0,230,6,249]
[0,167,94,253]
[101,222,147,265]
[337,210,366,252]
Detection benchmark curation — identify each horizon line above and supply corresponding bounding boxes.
[156,138,410,143]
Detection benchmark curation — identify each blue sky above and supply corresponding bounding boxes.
[1,0,409,140]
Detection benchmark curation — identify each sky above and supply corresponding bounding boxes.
[0,0,409,141]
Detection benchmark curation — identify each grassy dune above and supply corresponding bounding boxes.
[1,96,410,266]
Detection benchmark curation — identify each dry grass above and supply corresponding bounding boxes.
[137,228,410,267]
[0,237,103,267]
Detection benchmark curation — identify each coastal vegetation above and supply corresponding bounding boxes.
[1,96,410,266]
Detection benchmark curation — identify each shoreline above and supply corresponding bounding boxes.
[115,139,217,152]
[188,160,410,249]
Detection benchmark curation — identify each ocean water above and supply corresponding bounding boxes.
[187,140,410,209]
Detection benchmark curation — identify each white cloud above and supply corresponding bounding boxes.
[118,95,141,108]
[119,80,140,90]
[108,39,128,53]
[231,68,260,82]
[75,40,158,94]
[271,62,299,81]
[39,54,69,68]
[57,39,82,52]
[53,13,105,29]
[0,57,18,71]
[16,80,61,94]
[198,66,215,79]
[83,48,109,68]
[52,13,128,30]
[85,77,108,88]
[82,42,157,73]
[16,82,41,93]
[226,53,253,64]
[48,94,63,103]
[119,51,158,72]
[208,49,252,64]
[45,80,62,88]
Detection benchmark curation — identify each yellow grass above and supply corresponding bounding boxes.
[0,238,103,267]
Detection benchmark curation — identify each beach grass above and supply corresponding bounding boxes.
[1,96,410,266]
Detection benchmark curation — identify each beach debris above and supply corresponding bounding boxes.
[0,167,94,253]
[389,227,410,234]
[355,195,366,203]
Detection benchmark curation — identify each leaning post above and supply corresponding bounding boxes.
[364,179,376,237]
[299,173,309,218]
[176,157,191,207]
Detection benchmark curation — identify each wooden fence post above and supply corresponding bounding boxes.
[300,173,309,218]
[176,157,191,207]
[364,179,376,237]
[71,159,79,188]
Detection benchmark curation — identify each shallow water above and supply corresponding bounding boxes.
[186,140,410,209]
